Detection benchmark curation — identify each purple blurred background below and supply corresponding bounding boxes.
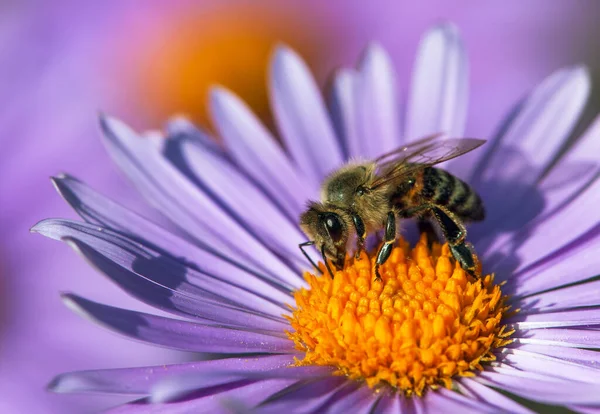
[1,1,600,412]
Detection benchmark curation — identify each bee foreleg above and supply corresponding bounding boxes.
[374,211,396,282]
[352,213,366,260]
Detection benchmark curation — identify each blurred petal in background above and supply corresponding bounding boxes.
[1,1,599,413]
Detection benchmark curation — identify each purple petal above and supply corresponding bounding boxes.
[511,308,600,329]
[179,139,314,269]
[321,383,379,414]
[356,43,402,157]
[107,379,296,414]
[166,116,225,156]
[151,365,333,403]
[503,223,600,296]
[270,45,343,185]
[50,175,299,301]
[406,23,468,140]
[537,114,600,216]
[209,87,312,215]
[569,406,600,414]
[372,392,407,414]
[329,69,360,159]
[499,348,600,383]
[32,219,291,321]
[514,187,599,277]
[478,369,600,405]
[519,279,600,312]
[469,66,590,240]
[257,377,347,414]
[62,294,294,354]
[49,354,294,395]
[100,115,299,287]
[33,221,290,331]
[458,378,534,414]
[422,388,498,414]
[513,327,600,348]
[473,65,590,184]
[511,343,600,368]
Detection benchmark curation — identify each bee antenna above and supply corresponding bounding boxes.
[298,241,323,275]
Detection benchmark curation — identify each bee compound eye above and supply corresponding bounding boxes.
[323,213,344,243]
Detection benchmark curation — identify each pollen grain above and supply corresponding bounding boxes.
[286,234,513,396]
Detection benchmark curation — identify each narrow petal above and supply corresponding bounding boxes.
[62,294,294,354]
[33,219,290,320]
[477,116,600,259]
[166,116,225,156]
[538,114,600,219]
[500,349,600,384]
[49,355,294,395]
[372,392,406,414]
[100,115,299,287]
[511,308,600,329]
[33,222,289,331]
[269,45,343,185]
[570,406,600,414]
[107,379,295,414]
[519,279,600,312]
[513,328,600,348]
[508,228,600,296]
[151,365,333,403]
[179,139,313,268]
[512,343,600,368]
[329,69,360,159]
[209,87,312,214]
[406,23,468,140]
[320,383,379,414]
[423,388,498,414]
[478,370,600,405]
[490,183,600,291]
[356,43,402,157]
[469,66,591,240]
[473,65,590,184]
[50,175,301,301]
[515,183,600,275]
[257,377,347,413]
[458,378,534,414]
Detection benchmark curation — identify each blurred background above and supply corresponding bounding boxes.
[1,1,600,412]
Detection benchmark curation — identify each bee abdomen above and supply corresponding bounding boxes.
[423,168,485,221]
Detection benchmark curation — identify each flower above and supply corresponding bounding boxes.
[35,23,600,412]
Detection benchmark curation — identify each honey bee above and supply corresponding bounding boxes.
[299,134,486,281]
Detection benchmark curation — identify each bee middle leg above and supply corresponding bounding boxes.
[374,211,396,282]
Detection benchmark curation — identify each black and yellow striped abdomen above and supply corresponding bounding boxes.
[419,167,484,221]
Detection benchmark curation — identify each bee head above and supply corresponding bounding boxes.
[300,201,350,270]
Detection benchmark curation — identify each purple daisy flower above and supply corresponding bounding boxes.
[35,23,600,413]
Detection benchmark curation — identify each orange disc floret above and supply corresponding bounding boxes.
[286,234,513,396]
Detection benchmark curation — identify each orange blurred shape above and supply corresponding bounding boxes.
[129,5,333,130]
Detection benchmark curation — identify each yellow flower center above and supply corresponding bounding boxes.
[287,235,513,396]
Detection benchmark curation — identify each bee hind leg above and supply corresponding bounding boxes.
[429,206,480,278]
[374,211,396,282]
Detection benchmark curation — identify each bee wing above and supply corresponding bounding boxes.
[370,137,486,189]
